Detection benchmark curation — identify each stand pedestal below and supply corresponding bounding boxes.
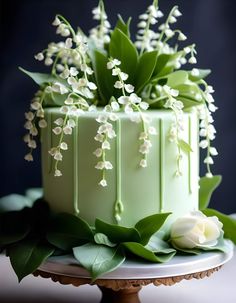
[33,240,234,303]
[33,266,222,303]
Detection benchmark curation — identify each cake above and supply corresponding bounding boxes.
[1,0,235,282]
[41,108,199,228]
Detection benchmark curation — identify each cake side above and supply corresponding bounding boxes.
[41,107,199,227]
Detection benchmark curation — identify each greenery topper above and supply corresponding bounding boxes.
[21,0,218,182]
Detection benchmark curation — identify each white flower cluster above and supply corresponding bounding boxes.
[198,85,218,178]
[135,0,164,53]
[24,90,48,162]
[160,85,185,176]
[94,113,117,187]
[156,6,186,53]
[107,58,157,167]
[90,0,111,49]
[49,113,76,177]
[33,14,100,177]
[35,15,93,85]
[49,99,96,177]
[135,1,189,58]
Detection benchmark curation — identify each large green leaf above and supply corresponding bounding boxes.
[203,209,236,244]
[153,52,182,78]
[0,212,30,246]
[123,242,176,263]
[135,51,158,93]
[94,233,116,247]
[199,175,222,210]
[146,234,176,254]
[188,69,211,82]
[178,139,193,154]
[73,243,125,281]
[176,82,203,98]
[91,50,114,105]
[8,238,54,282]
[44,91,68,107]
[167,71,189,87]
[135,213,171,245]
[95,219,141,243]
[19,67,55,85]
[153,54,172,77]
[47,213,94,251]
[109,28,138,84]
[115,15,131,38]
[25,188,43,202]
[0,194,32,213]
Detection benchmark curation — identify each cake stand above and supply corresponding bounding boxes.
[32,240,234,303]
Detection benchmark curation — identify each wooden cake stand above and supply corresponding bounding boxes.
[33,240,234,303]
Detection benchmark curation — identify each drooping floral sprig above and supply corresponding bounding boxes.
[89,0,111,49]
[24,89,48,162]
[161,85,185,176]
[135,0,163,54]
[107,58,157,168]
[94,113,117,187]
[198,83,218,178]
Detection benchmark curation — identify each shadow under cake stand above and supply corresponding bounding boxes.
[33,240,234,303]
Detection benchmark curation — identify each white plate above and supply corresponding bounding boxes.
[38,240,234,280]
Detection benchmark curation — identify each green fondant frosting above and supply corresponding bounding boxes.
[159,118,164,213]
[73,116,80,216]
[114,118,124,223]
[41,108,199,230]
[188,116,192,194]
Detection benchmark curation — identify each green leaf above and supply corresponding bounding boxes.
[135,213,171,245]
[44,91,68,107]
[25,188,43,202]
[153,52,183,78]
[172,243,201,255]
[167,71,189,87]
[109,28,138,84]
[91,50,114,105]
[178,96,203,108]
[146,234,176,254]
[0,194,32,213]
[73,243,125,281]
[199,175,222,210]
[19,67,55,85]
[153,54,172,77]
[94,233,116,247]
[8,238,54,282]
[115,15,131,37]
[203,209,236,244]
[178,139,193,153]
[176,82,204,107]
[135,51,158,93]
[95,219,141,243]
[188,69,211,82]
[0,212,30,246]
[47,213,94,251]
[123,242,176,263]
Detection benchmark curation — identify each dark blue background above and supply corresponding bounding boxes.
[0,0,235,214]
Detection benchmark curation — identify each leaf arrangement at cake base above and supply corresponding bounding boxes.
[0,182,235,282]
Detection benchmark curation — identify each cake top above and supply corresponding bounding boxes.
[21,0,217,182]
